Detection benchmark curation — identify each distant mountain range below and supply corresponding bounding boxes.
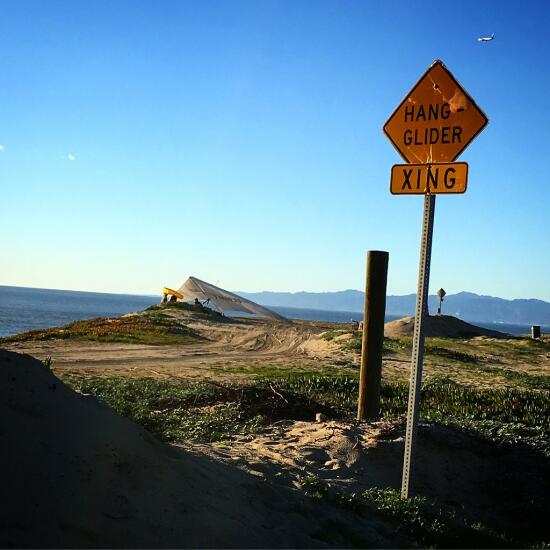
[237,290,550,326]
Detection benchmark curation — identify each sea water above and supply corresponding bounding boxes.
[0,286,158,337]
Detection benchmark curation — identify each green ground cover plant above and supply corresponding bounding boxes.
[62,373,550,455]
[300,479,516,548]
[469,365,550,390]
[63,375,344,443]
[353,336,481,364]
[0,313,201,346]
[338,333,550,366]
[361,486,511,548]
[320,329,347,341]
[208,362,355,379]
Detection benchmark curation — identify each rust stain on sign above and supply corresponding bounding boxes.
[383,60,488,164]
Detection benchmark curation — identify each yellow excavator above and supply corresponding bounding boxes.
[162,287,183,303]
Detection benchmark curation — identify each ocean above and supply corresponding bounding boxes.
[0,286,158,337]
[0,285,544,337]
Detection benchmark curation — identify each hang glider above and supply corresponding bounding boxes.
[477,33,495,42]
[176,276,287,321]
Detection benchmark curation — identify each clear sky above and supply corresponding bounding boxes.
[1,0,549,300]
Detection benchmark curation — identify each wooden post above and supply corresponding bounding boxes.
[357,250,389,421]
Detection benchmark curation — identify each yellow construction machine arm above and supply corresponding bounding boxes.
[162,287,183,299]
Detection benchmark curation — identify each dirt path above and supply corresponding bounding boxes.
[4,313,549,386]
[3,318,344,381]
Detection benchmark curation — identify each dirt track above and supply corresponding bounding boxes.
[3,317,343,381]
[4,312,549,387]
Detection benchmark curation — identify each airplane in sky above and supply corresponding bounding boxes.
[478,33,495,42]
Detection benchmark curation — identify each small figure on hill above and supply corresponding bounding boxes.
[193,298,205,312]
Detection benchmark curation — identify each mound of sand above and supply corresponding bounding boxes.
[199,419,549,543]
[0,349,393,548]
[384,315,509,339]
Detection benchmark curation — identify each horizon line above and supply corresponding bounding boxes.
[0,283,548,305]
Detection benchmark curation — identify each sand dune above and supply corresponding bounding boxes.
[1,349,397,548]
[384,315,509,339]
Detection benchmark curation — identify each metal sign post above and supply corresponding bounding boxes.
[401,193,435,498]
[383,59,488,499]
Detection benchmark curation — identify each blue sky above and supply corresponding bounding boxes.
[1,0,549,300]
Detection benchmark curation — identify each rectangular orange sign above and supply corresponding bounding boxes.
[390,162,468,194]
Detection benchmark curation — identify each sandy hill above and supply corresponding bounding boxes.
[384,315,510,339]
[0,349,395,548]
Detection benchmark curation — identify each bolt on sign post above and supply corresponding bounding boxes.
[357,251,389,422]
[383,60,488,498]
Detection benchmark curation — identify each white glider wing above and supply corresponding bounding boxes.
[176,276,287,321]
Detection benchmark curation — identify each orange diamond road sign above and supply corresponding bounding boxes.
[383,60,488,164]
[390,162,468,195]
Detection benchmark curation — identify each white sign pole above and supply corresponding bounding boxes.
[401,192,436,499]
